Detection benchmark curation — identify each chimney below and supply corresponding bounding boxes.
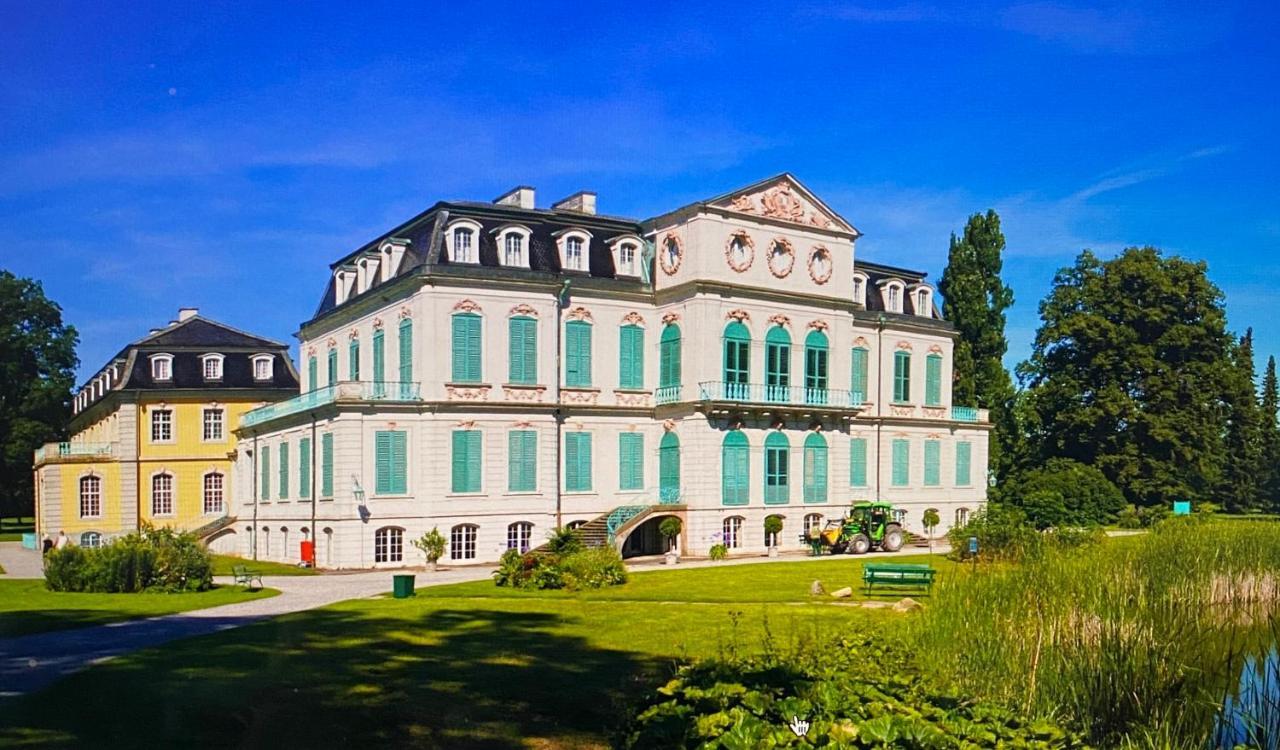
[178,307,198,321]
[494,186,536,210]
[552,191,597,215]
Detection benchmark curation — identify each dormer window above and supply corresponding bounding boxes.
[879,280,905,313]
[852,272,869,307]
[494,225,531,268]
[150,354,173,382]
[912,286,933,318]
[201,353,224,381]
[252,354,274,381]
[889,286,901,312]
[557,229,592,272]
[610,235,643,277]
[445,219,483,265]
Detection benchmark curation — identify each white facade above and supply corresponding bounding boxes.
[232,175,990,568]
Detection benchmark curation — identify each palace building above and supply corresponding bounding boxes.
[32,310,298,549]
[232,174,990,568]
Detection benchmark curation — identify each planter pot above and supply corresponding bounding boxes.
[664,550,680,565]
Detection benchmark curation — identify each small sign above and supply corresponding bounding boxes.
[1173,500,1191,516]
[968,536,979,555]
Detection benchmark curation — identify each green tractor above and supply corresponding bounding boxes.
[810,501,906,555]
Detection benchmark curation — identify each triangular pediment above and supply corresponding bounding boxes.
[707,174,857,235]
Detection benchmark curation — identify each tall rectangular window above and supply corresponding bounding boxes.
[893,351,912,403]
[955,442,972,486]
[451,314,482,382]
[660,326,681,389]
[299,437,312,498]
[452,430,482,493]
[372,329,385,384]
[850,437,868,487]
[618,325,644,389]
[348,338,360,380]
[565,321,592,387]
[891,439,910,487]
[618,433,644,490]
[151,409,172,442]
[203,472,224,514]
[308,356,317,391]
[321,432,334,498]
[565,432,592,492]
[202,408,224,441]
[398,318,413,386]
[327,348,338,384]
[260,448,270,501]
[924,439,941,486]
[374,430,407,495]
[508,430,536,492]
[508,317,537,385]
[851,347,869,401]
[278,442,290,499]
[925,354,942,406]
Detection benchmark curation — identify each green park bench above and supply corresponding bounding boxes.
[862,562,936,596]
[232,565,263,590]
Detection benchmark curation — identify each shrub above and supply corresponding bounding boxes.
[411,527,446,567]
[493,549,562,589]
[709,543,728,561]
[545,526,584,555]
[658,517,682,551]
[1003,458,1126,528]
[947,503,1041,561]
[493,546,627,591]
[763,515,783,545]
[559,547,627,590]
[44,525,211,593]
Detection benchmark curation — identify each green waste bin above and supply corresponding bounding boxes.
[392,574,416,599]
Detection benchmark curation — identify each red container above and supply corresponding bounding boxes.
[300,540,315,564]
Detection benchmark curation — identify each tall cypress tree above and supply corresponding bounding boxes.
[1217,328,1261,513]
[1260,355,1280,511]
[938,210,1017,479]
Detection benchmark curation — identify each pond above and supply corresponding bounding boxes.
[1216,645,1279,749]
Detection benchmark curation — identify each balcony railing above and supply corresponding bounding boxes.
[951,406,979,422]
[696,381,864,408]
[655,385,683,405]
[33,442,113,464]
[241,381,422,429]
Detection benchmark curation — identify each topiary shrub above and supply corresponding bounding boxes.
[44,525,211,593]
[658,517,682,552]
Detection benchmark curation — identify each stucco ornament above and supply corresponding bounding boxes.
[659,233,683,276]
[452,299,483,314]
[729,194,756,213]
[725,309,751,323]
[808,246,833,284]
[760,184,808,222]
[621,311,646,327]
[767,238,794,278]
[566,306,594,322]
[509,303,539,318]
[768,313,792,329]
[725,231,754,273]
[661,311,681,325]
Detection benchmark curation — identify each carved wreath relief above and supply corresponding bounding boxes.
[659,233,683,276]
[767,238,795,278]
[808,245,833,285]
[725,231,754,273]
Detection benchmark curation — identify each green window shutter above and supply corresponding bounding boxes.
[372,329,385,384]
[299,437,311,498]
[565,432,592,492]
[508,317,537,384]
[723,322,750,390]
[893,351,911,402]
[955,442,972,486]
[659,432,680,502]
[565,321,592,387]
[618,433,644,490]
[803,433,828,503]
[307,357,317,392]
[924,440,941,486]
[925,354,942,406]
[508,430,536,492]
[260,448,270,501]
[619,325,644,389]
[721,431,749,505]
[765,327,791,401]
[451,313,482,382]
[320,433,334,498]
[851,348,869,401]
[452,430,481,493]
[892,439,910,487]
[850,437,868,487]
[659,325,681,389]
[391,431,407,494]
[399,318,413,385]
[375,430,407,495]
[348,339,360,380]
[278,442,289,499]
[327,349,338,384]
[803,331,829,398]
[764,432,790,504]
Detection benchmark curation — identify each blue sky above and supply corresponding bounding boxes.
[2,1,1277,384]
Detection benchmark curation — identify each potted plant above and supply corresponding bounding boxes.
[922,508,940,554]
[659,516,682,564]
[412,527,446,572]
[764,515,783,558]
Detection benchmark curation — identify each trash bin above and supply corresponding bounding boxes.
[300,540,315,565]
[392,573,416,599]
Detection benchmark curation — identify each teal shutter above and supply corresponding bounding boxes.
[327,349,338,384]
[850,348,869,402]
[372,329,385,385]
[619,325,644,389]
[260,448,270,501]
[391,431,407,494]
[320,433,333,498]
[508,317,537,384]
[925,354,942,406]
[399,318,413,385]
[452,430,481,493]
[892,439,910,486]
[765,327,791,402]
[803,432,828,503]
[924,440,941,486]
[659,432,680,502]
[348,338,360,380]
[565,432,592,492]
[307,357,317,392]
[764,432,790,504]
[659,325,681,389]
[803,330,829,404]
[565,321,592,387]
[278,442,289,499]
[955,442,972,486]
[508,430,536,492]
[618,433,644,490]
[893,351,911,402]
[375,432,391,494]
[299,437,311,498]
[375,430,407,494]
[723,322,750,394]
[850,437,868,486]
[721,431,749,505]
[452,314,481,382]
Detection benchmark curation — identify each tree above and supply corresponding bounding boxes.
[1218,329,1263,513]
[1017,248,1235,508]
[1261,356,1280,511]
[938,211,1017,480]
[921,508,940,553]
[659,516,682,552]
[0,271,78,519]
[1002,458,1126,528]
[411,527,446,571]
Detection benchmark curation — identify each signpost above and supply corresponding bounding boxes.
[969,536,979,574]
[1173,500,1191,516]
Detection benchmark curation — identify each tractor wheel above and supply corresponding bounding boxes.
[882,524,905,552]
[850,534,872,555]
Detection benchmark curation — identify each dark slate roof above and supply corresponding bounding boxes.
[120,351,296,390]
[139,318,285,349]
[853,259,940,318]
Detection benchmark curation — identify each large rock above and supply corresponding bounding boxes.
[809,580,826,596]
[830,586,853,599]
[892,597,923,612]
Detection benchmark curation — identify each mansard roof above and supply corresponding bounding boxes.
[853,259,940,318]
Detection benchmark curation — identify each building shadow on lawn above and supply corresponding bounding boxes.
[0,606,668,749]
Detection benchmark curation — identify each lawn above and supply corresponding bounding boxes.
[210,553,318,576]
[0,580,279,638]
[0,516,34,543]
[0,553,947,748]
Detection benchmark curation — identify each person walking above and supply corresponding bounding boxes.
[55,530,68,550]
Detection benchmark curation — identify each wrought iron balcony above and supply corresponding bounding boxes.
[696,381,864,409]
[240,381,422,429]
[33,442,113,464]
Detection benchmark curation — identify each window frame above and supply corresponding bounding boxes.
[374,527,404,563]
[202,407,224,442]
[151,408,173,443]
[764,326,791,402]
[721,430,749,506]
[764,431,790,504]
[446,219,483,264]
[893,350,912,403]
[79,474,102,518]
[252,354,274,381]
[802,431,829,503]
[151,472,174,517]
[201,353,224,381]
[450,524,478,561]
[203,471,225,515]
[150,354,173,382]
[722,516,744,549]
[507,522,534,553]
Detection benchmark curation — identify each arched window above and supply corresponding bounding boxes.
[374,527,404,563]
[764,432,790,504]
[765,327,791,403]
[804,513,824,536]
[507,522,533,553]
[151,473,174,516]
[617,242,637,276]
[721,430,749,506]
[503,231,525,267]
[79,475,101,518]
[955,508,970,528]
[802,432,829,504]
[203,472,224,515]
[452,227,475,263]
[450,524,478,560]
[764,515,784,547]
[80,531,102,548]
[803,330,829,405]
[722,516,744,549]
[659,324,682,395]
[451,312,482,383]
[659,432,681,503]
[723,322,750,399]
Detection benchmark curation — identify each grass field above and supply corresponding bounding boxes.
[0,516,34,543]
[210,553,318,576]
[0,580,279,638]
[0,554,944,748]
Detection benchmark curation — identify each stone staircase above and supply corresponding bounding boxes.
[190,514,237,544]
[534,505,660,553]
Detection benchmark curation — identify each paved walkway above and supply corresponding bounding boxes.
[0,542,43,579]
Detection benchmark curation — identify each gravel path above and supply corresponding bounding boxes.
[0,542,43,579]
